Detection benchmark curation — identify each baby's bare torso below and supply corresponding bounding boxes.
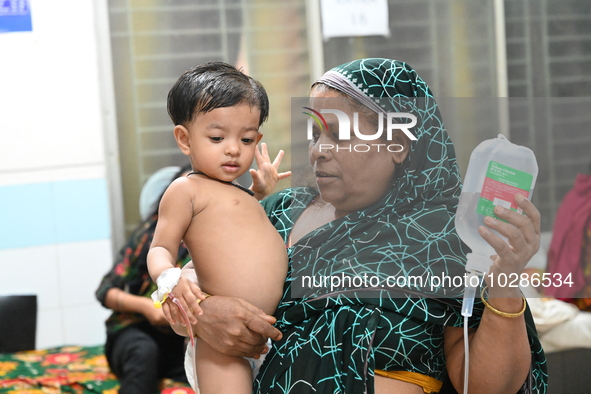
[183,176,287,315]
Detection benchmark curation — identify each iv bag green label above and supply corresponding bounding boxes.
[477,161,533,218]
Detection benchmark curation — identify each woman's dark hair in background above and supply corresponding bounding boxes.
[167,61,269,127]
[311,82,378,130]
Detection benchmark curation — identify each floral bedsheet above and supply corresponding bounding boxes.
[0,345,194,394]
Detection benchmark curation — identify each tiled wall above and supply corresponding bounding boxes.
[0,0,115,348]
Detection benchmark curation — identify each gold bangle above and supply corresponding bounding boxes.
[480,285,527,318]
[192,293,212,338]
[195,293,212,305]
[190,293,212,312]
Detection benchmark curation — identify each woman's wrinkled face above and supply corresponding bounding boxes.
[308,89,409,217]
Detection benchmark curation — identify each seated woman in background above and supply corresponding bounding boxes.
[184,58,547,394]
[544,159,591,310]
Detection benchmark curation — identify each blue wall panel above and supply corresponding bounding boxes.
[0,179,111,250]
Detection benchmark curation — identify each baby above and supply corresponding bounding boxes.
[147,62,289,394]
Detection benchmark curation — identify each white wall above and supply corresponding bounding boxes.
[0,0,117,349]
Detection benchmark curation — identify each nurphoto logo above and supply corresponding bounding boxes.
[302,106,417,153]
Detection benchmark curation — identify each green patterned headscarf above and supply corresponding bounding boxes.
[254,59,547,394]
[292,58,467,298]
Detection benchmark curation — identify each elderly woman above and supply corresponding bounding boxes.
[187,59,546,394]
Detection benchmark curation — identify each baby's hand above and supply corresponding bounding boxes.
[166,277,206,325]
[161,301,189,326]
[250,143,291,200]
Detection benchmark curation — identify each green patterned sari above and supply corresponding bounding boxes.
[254,59,547,394]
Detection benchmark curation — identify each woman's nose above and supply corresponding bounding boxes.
[309,134,333,162]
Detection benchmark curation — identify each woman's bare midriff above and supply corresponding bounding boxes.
[374,375,424,394]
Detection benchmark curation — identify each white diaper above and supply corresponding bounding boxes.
[184,339,271,392]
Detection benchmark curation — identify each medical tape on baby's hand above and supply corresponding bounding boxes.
[151,267,181,308]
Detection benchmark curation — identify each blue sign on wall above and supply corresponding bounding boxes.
[0,0,32,33]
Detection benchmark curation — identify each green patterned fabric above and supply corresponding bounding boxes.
[253,59,547,394]
[0,345,194,393]
[95,214,191,336]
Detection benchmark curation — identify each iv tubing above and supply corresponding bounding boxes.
[461,272,483,394]
[168,293,198,389]
[463,316,469,394]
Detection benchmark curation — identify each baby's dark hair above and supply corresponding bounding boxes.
[167,62,269,126]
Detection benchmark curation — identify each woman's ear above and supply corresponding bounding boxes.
[174,125,191,156]
[391,133,410,164]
